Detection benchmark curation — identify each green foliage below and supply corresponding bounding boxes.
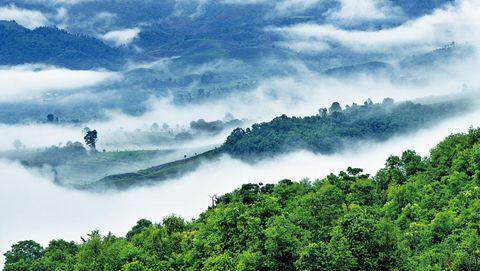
[3,241,44,271]
[7,128,480,270]
[223,100,468,159]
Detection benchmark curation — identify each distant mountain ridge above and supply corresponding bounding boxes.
[0,0,456,69]
[0,20,124,70]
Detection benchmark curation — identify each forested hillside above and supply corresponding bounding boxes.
[223,99,467,159]
[86,98,471,190]
[6,127,480,271]
[0,21,123,70]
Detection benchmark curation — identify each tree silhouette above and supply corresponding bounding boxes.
[47,114,55,123]
[328,102,342,114]
[84,130,98,150]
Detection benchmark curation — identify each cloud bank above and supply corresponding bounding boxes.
[2,106,480,267]
[1,3,480,268]
[0,65,119,102]
[0,4,48,29]
[327,0,401,22]
[276,0,480,53]
[1,44,478,151]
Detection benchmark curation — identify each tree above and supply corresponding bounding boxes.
[47,113,55,123]
[74,231,103,271]
[150,122,160,131]
[84,130,98,150]
[328,102,342,114]
[295,241,356,271]
[264,216,304,271]
[382,98,394,106]
[10,127,480,271]
[319,108,328,118]
[41,240,77,271]
[126,219,153,240]
[3,240,44,271]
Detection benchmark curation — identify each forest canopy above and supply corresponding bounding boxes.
[223,98,468,159]
[5,127,480,271]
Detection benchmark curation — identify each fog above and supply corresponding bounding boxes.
[327,0,401,22]
[2,106,480,267]
[3,0,480,268]
[0,64,118,102]
[99,27,141,46]
[1,46,479,151]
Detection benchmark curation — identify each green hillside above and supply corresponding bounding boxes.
[85,98,471,190]
[6,127,480,270]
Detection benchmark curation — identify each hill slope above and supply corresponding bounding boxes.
[85,98,471,190]
[0,20,123,70]
[5,127,480,270]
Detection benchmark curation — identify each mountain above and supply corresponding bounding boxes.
[5,126,480,271]
[0,20,124,70]
[400,42,472,68]
[0,0,456,69]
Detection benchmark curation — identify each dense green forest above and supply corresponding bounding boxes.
[6,127,480,270]
[223,98,468,159]
[87,98,471,190]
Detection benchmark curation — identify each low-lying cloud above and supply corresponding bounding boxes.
[2,0,480,268]
[0,64,119,102]
[327,0,401,22]
[1,45,478,151]
[100,27,141,47]
[2,106,480,267]
[0,4,49,29]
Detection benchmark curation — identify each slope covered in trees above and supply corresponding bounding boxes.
[6,127,480,270]
[223,99,467,159]
[0,21,123,70]
[86,98,471,190]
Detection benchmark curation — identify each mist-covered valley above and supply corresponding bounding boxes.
[2,0,480,269]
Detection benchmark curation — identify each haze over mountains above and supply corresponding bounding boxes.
[0,0,459,75]
[2,0,480,269]
[0,0,474,126]
[0,20,123,69]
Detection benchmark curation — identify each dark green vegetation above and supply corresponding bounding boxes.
[86,98,471,190]
[7,127,480,270]
[223,99,468,159]
[0,21,123,70]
